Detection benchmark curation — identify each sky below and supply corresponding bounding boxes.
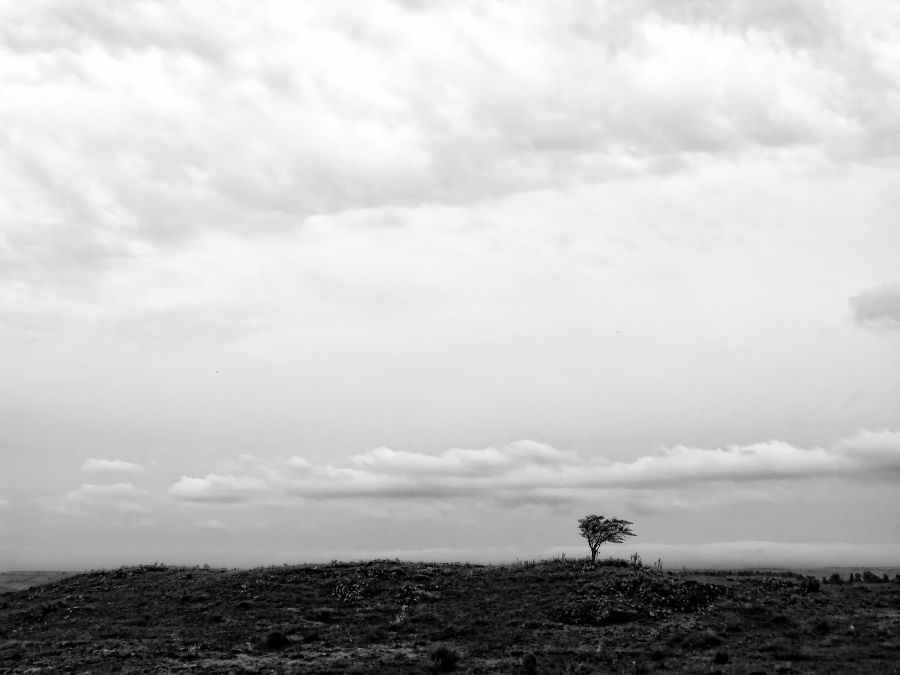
[2,0,900,571]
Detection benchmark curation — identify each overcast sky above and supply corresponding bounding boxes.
[2,0,900,571]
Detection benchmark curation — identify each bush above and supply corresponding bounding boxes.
[799,576,821,594]
[596,556,630,568]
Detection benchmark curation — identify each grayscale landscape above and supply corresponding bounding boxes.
[1,1,899,672]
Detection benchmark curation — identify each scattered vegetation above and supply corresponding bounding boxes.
[2,558,899,672]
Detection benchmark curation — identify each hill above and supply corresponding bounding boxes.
[1,558,898,673]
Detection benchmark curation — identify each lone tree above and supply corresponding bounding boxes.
[578,514,636,565]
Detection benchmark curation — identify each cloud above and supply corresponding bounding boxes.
[167,431,900,509]
[81,458,144,474]
[836,428,900,475]
[59,482,151,518]
[622,484,786,516]
[168,474,268,503]
[350,440,574,478]
[612,441,849,485]
[2,0,897,271]
[851,284,900,329]
[3,0,899,361]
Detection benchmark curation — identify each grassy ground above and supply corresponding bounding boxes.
[1,558,899,673]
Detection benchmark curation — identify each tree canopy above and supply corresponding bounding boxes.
[577,514,636,564]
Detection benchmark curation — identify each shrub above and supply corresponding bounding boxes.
[596,556,630,568]
[799,576,821,593]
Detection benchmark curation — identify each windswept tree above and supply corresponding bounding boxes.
[578,514,636,565]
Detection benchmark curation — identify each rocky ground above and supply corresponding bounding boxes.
[1,558,899,673]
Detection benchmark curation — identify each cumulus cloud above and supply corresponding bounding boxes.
[59,482,151,518]
[81,458,144,474]
[612,441,851,485]
[167,432,900,509]
[351,440,574,478]
[851,284,900,329]
[66,482,143,501]
[168,474,268,503]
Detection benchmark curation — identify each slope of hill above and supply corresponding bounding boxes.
[1,559,898,673]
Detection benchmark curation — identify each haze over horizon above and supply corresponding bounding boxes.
[2,0,899,571]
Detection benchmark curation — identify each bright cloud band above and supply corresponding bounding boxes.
[168,430,900,506]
